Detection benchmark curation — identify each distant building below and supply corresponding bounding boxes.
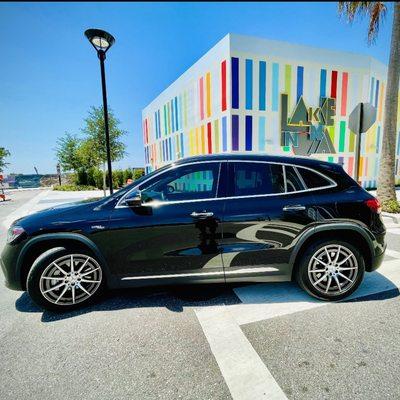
[142,33,400,188]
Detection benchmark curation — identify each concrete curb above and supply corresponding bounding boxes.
[382,212,400,224]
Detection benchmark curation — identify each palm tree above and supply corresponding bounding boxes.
[339,2,400,205]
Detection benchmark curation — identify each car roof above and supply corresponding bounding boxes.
[173,153,337,169]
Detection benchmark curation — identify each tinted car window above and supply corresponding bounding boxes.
[138,163,220,203]
[285,166,305,192]
[298,167,331,189]
[230,162,284,196]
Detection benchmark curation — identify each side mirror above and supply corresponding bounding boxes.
[125,192,142,208]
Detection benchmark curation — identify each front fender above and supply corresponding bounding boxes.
[16,233,116,288]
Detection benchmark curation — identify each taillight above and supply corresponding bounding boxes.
[365,198,381,214]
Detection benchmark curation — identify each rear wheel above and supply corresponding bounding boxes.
[295,240,365,301]
[27,247,105,311]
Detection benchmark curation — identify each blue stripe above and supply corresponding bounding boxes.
[232,57,239,109]
[259,61,266,111]
[180,132,184,158]
[258,116,266,151]
[222,116,227,151]
[245,116,252,151]
[374,80,379,108]
[370,77,375,104]
[154,112,158,139]
[245,59,253,110]
[272,63,279,112]
[162,140,166,161]
[296,66,304,102]
[320,69,326,98]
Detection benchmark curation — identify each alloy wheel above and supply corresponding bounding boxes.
[39,254,102,306]
[307,244,358,295]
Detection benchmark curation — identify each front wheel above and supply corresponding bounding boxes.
[27,247,105,311]
[295,240,365,301]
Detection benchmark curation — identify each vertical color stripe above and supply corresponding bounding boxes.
[330,71,338,99]
[378,83,384,121]
[258,116,266,151]
[245,59,253,110]
[284,65,292,105]
[206,72,211,118]
[272,63,279,112]
[214,120,219,153]
[245,116,252,151]
[341,72,348,116]
[259,61,266,111]
[222,116,227,151]
[207,122,212,154]
[232,57,239,109]
[339,121,346,152]
[370,77,375,104]
[171,100,175,132]
[296,66,304,103]
[221,60,227,111]
[320,69,326,98]
[376,126,381,152]
[175,97,179,130]
[201,125,205,154]
[374,80,379,108]
[199,77,204,120]
[180,132,184,158]
[349,131,355,152]
[232,115,239,151]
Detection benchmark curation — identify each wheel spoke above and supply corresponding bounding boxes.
[337,254,351,266]
[43,282,66,294]
[70,255,75,274]
[72,286,76,304]
[325,276,332,293]
[338,267,357,271]
[334,246,341,263]
[80,268,100,277]
[41,277,65,281]
[80,279,101,283]
[55,285,69,304]
[333,275,342,292]
[324,247,332,263]
[53,262,68,276]
[313,273,328,286]
[312,257,328,267]
[337,272,354,283]
[77,257,90,274]
[310,269,326,273]
[77,284,91,296]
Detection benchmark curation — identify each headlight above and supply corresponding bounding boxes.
[7,226,25,244]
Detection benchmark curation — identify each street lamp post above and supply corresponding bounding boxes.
[84,28,116,195]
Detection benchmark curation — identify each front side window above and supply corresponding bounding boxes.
[135,162,220,203]
[229,162,284,197]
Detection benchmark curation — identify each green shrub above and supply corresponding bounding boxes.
[53,184,97,191]
[123,168,133,183]
[381,199,400,214]
[114,169,124,188]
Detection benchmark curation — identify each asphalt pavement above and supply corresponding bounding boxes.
[1,190,400,400]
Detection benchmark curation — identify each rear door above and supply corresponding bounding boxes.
[221,161,317,283]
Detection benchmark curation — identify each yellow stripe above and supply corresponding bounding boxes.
[201,125,205,154]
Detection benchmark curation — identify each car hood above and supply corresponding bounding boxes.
[14,197,108,233]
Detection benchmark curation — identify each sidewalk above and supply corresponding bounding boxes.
[3,189,105,228]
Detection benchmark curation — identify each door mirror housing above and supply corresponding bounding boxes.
[125,191,142,208]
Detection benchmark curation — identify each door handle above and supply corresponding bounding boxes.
[190,211,214,219]
[283,205,306,212]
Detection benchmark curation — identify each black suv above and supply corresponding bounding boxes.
[1,154,386,311]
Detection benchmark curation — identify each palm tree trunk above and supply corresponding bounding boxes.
[377,2,400,203]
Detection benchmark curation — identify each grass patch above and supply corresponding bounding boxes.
[381,199,400,214]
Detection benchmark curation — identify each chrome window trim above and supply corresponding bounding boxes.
[115,159,337,208]
[294,166,308,189]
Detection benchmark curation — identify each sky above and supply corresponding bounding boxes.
[0,1,394,175]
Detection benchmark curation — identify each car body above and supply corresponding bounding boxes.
[1,154,386,310]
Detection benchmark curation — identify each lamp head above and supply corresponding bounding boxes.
[85,29,115,53]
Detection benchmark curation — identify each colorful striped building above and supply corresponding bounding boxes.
[142,34,400,188]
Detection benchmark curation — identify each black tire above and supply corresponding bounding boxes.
[26,247,105,312]
[295,240,365,301]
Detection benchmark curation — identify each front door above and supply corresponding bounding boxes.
[221,161,317,283]
[107,161,225,284]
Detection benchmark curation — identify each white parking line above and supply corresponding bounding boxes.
[195,257,400,400]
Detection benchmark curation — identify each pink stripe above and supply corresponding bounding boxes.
[199,77,204,120]
[341,72,348,116]
[348,156,354,176]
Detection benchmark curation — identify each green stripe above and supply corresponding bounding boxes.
[284,65,292,105]
[339,121,346,152]
[349,131,355,152]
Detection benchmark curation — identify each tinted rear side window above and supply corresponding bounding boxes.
[298,167,332,189]
[285,166,305,192]
[230,162,284,196]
